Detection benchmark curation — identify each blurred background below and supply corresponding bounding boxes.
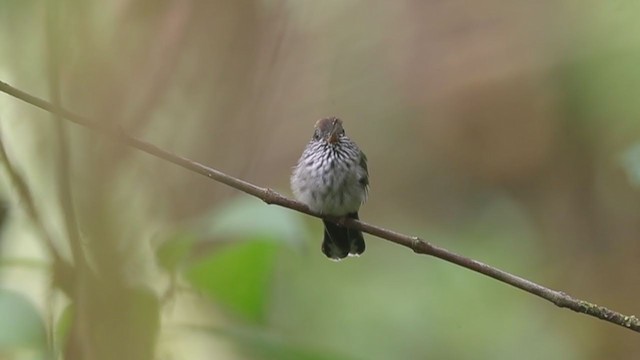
[0,0,639,359]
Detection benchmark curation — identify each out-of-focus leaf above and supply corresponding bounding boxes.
[185,241,279,323]
[184,324,355,360]
[156,232,196,272]
[55,304,73,354]
[0,288,46,351]
[196,196,307,248]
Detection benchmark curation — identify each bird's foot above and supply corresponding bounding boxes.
[335,215,349,227]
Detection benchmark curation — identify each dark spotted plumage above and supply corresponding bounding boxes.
[291,117,369,260]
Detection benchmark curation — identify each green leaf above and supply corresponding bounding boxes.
[196,196,307,247]
[0,288,46,351]
[185,241,279,324]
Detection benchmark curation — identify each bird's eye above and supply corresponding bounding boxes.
[313,132,321,141]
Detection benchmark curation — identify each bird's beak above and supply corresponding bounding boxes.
[326,122,339,144]
[326,129,338,144]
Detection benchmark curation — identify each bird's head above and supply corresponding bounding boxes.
[313,117,345,145]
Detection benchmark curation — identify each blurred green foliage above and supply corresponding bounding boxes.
[184,197,306,323]
[187,324,355,360]
[0,289,46,356]
[195,197,307,249]
[186,241,279,324]
[1,0,640,359]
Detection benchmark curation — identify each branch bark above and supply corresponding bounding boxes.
[0,79,638,333]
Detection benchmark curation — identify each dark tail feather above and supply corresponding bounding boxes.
[321,212,365,260]
[347,212,365,255]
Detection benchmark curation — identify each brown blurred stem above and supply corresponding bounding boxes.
[46,1,86,272]
[45,3,90,359]
[0,79,638,334]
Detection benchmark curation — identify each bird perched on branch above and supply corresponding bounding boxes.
[291,117,369,260]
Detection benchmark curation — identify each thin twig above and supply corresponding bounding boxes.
[0,133,62,263]
[0,79,638,333]
[0,128,75,298]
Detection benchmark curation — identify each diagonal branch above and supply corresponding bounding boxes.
[0,79,638,333]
